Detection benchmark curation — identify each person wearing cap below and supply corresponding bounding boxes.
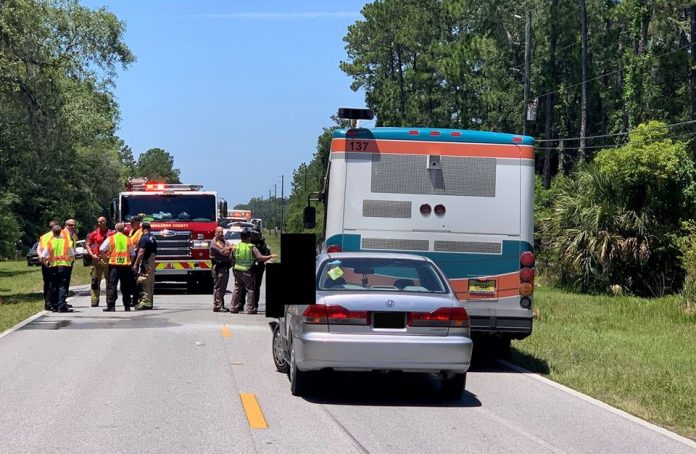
[249,228,271,308]
[132,221,157,310]
[230,228,276,314]
[128,215,144,306]
[40,224,75,312]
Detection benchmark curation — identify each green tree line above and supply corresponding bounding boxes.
[0,0,179,257]
[271,0,696,300]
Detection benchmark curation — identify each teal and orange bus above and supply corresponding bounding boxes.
[318,109,535,353]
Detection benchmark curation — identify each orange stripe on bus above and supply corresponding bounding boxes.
[450,272,532,300]
[331,138,534,159]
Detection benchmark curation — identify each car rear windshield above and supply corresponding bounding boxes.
[317,257,448,293]
[224,231,241,240]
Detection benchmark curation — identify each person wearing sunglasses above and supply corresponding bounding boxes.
[61,219,78,304]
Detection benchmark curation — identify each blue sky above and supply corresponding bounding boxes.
[82,0,371,206]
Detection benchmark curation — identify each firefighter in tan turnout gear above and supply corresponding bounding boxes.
[132,222,157,310]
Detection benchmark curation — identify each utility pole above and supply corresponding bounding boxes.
[274,184,277,232]
[268,189,272,232]
[280,174,284,233]
[523,10,532,136]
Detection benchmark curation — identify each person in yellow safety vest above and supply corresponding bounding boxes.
[99,222,135,312]
[128,215,143,306]
[39,224,75,313]
[61,219,78,303]
[37,220,59,311]
[230,228,276,314]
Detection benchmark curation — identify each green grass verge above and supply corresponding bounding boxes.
[262,230,281,262]
[511,287,696,440]
[0,261,92,333]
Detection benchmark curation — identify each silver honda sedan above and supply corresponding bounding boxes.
[270,252,473,399]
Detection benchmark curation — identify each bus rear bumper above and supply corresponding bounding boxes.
[469,316,533,339]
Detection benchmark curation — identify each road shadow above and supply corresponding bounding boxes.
[19,310,183,330]
[468,346,550,375]
[0,268,36,279]
[302,370,482,408]
[0,292,42,305]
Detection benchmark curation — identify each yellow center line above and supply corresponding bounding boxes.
[240,393,268,429]
[221,324,232,337]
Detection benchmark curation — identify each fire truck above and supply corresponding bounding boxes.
[226,209,252,223]
[110,178,228,293]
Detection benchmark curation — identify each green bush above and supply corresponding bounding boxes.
[537,122,695,296]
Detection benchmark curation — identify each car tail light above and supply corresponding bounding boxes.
[520,267,535,282]
[326,245,342,253]
[434,204,446,216]
[326,305,370,325]
[301,305,370,325]
[519,282,534,297]
[520,251,535,267]
[407,307,469,328]
[420,204,431,215]
[301,305,327,324]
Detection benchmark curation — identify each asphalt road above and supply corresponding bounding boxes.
[0,277,694,453]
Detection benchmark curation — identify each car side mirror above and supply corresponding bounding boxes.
[303,206,316,229]
[109,198,118,221]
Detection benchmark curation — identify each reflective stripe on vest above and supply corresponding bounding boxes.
[233,242,254,271]
[108,233,132,266]
[47,237,72,267]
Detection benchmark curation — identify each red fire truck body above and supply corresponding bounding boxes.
[112,179,227,292]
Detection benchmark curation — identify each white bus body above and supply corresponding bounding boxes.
[322,127,535,340]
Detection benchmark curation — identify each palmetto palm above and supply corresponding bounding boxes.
[540,166,656,294]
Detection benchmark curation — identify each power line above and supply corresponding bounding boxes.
[510,39,582,71]
[526,42,693,104]
[534,131,696,151]
[535,119,696,143]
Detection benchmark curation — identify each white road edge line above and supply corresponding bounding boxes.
[0,284,90,341]
[497,359,696,448]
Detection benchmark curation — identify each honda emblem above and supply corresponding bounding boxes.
[385,299,395,308]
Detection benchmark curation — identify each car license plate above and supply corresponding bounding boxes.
[469,279,496,296]
[373,312,405,329]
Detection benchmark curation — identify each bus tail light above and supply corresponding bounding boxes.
[434,204,446,216]
[520,267,535,282]
[520,251,535,267]
[519,282,533,297]
[407,307,469,328]
[326,245,342,253]
[520,297,532,308]
[420,204,431,215]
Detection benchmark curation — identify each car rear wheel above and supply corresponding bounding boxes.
[289,343,312,396]
[272,324,289,373]
[441,372,466,400]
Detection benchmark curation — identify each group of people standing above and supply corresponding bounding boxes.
[38,215,157,313]
[209,227,275,314]
[37,219,79,313]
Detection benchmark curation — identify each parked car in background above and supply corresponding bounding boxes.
[224,229,242,247]
[26,242,40,266]
[270,252,473,399]
[74,239,85,259]
[27,239,85,266]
